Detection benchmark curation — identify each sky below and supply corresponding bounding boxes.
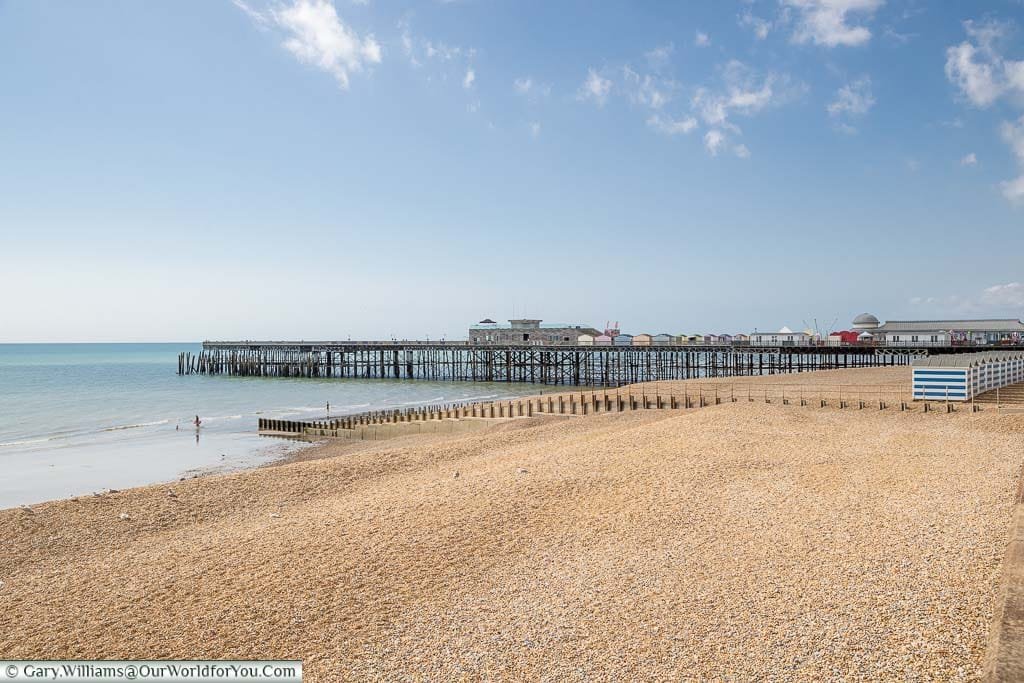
[2,0,1024,342]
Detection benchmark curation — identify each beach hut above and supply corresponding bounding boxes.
[652,333,673,346]
[703,334,719,345]
[718,333,733,345]
[594,334,613,346]
[733,333,749,345]
[686,333,703,345]
[632,333,653,346]
[577,333,594,346]
[613,334,634,346]
[912,351,1024,401]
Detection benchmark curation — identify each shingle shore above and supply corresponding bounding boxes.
[0,368,1020,681]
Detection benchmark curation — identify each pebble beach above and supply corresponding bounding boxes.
[1,367,1020,681]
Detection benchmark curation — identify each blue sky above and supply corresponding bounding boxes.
[2,0,1024,342]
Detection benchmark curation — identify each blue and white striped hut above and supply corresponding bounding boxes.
[911,351,1024,401]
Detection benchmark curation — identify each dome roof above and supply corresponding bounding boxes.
[853,313,879,325]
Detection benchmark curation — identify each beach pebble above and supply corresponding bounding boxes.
[20,505,35,514]
[118,513,130,521]
[270,513,281,519]
[517,468,529,475]
[453,472,460,479]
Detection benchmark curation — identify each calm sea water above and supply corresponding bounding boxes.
[0,343,529,508]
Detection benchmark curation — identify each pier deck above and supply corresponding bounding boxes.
[174,341,973,386]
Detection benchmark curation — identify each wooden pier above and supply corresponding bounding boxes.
[178,341,930,386]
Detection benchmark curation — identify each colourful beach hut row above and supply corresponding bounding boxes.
[575,333,750,346]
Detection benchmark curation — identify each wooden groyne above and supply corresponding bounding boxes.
[259,380,970,442]
[180,341,922,386]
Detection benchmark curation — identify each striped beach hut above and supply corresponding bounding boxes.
[577,333,595,346]
[652,333,673,346]
[613,334,634,346]
[632,333,653,346]
[594,334,613,346]
[911,351,1024,401]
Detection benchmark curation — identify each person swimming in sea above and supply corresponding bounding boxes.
[194,415,202,429]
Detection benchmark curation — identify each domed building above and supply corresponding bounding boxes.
[852,313,880,331]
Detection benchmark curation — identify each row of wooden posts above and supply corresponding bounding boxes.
[258,383,969,438]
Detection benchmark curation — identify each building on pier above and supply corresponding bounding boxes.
[469,318,600,345]
[749,327,812,346]
[852,314,1024,346]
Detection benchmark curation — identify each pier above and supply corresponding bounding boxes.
[177,341,938,386]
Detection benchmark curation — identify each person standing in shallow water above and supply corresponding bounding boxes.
[194,415,201,429]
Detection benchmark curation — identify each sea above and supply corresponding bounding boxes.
[0,343,530,509]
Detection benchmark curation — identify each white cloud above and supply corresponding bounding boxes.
[529,121,541,138]
[398,17,419,66]
[960,152,978,166]
[264,0,382,89]
[739,10,772,40]
[622,66,673,110]
[734,143,751,158]
[695,31,711,47]
[945,20,1024,108]
[463,68,475,89]
[981,282,1024,308]
[688,60,802,156]
[783,0,883,48]
[513,76,550,98]
[693,61,792,127]
[578,68,613,107]
[704,129,725,156]
[910,283,1024,315]
[645,43,674,69]
[1003,176,1024,204]
[1001,116,1024,204]
[827,76,875,118]
[646,114,698,135]
[233,0,270,28]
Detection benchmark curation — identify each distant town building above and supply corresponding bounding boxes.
[469,319,601,345]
